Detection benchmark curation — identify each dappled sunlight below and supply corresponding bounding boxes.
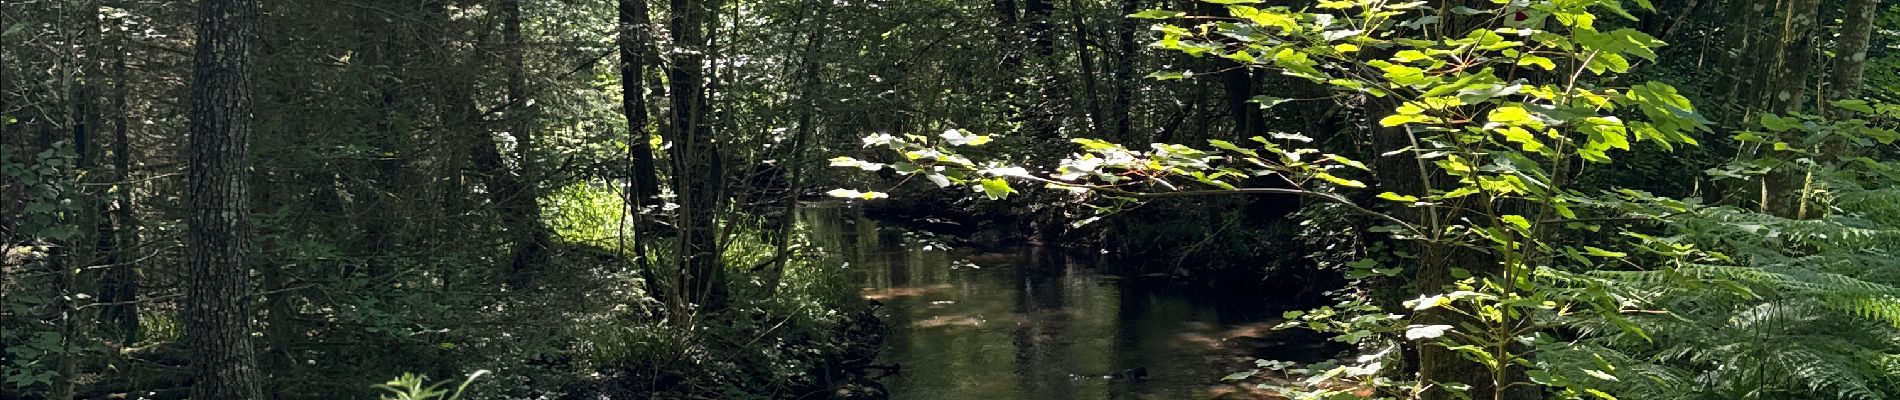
[860,284,954,301]
[911,314,988,329]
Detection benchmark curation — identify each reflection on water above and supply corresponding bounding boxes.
[803,205,1326,400]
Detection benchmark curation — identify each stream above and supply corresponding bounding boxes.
[802,205,1339,400]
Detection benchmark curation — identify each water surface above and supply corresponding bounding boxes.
[803,206,1334,400]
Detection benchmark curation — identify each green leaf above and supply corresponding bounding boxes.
[1831,99,1876,114]
[1381,114,1425,127]
[1325,154,1369,171]
[829,156,886,171]
[1272,48,1323,79]
[1760,113,1802,132]
[1128,9,1185,19]
[1147,71,1192,81]
[1517,55,1557,70]
[1393,50,1430,63]
[1487,106,1539,128]
[1313,171,1366,188]
[1250,95,1291,109]
[979,178,1016,200]
[1584,389,1619,400]
[1377,192,1419,202]
[1582,246,1626,258]
[1502,215,1531,231]
[1380,63,1428,86]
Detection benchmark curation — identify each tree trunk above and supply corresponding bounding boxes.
[618,0,670,305]
[55,1,108,396]
[764,3,833,297]
[499,0,551,283]
[668,0,726,311]
[98,30,141,345]
[1762,0,1821,115]
[1722,0,1769,116]
[1070,0,1106,134]
[1112,0,1139,140]
[619,0,661,202]
[1023,0,1062,141]
[1760,0,1821,218]
[1828,0,1878,104]
[184,0,268,397]
[1393,3,1535,400]
[1195,0,1260,138]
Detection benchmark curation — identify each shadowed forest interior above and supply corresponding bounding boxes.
[5,0,1900,399]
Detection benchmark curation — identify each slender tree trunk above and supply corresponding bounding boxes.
[765,4,832,297]
[1023,0,1062,141]
[618,0,669,305]
[98,31,141,344]
[1113,0,1139,140]
[54,1,107,396]
[185,0,267,397]
[1070,0,1106,134]
[1195,0,1259,138]
[668,0,726,311]
[1723,0,1769,115]
[1759,0,1820,217]
[499,0,550,283]
[1828,0,1878,104]
[1661,0,1701,39]
[619,0,661,202]
[1399,3,1535,400]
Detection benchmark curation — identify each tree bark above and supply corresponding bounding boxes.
[1828,0,1878,104]
[1112,0,1139,140]
[184,0,268,397]
[55,1,108,396]
[618,0,670,306]
[668,0,726,311]
[1195,0,1260,138]
[499,0,551,283]
[97,18,141,345]
[1762,0,1821,115]
[1759,0,1821,218]
[619,0,661,202]
[1023,0,1063,141]
[1722,0,1769,116]
[1070,0,1106,134]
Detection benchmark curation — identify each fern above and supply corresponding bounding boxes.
[1561,172,1900,400]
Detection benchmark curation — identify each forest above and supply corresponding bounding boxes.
[3,0,1899,399]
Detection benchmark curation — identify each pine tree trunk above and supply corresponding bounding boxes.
[55,2,108,396]
[1194,1,1260,138]
[185,0,267,397]
[98,32,141,344]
